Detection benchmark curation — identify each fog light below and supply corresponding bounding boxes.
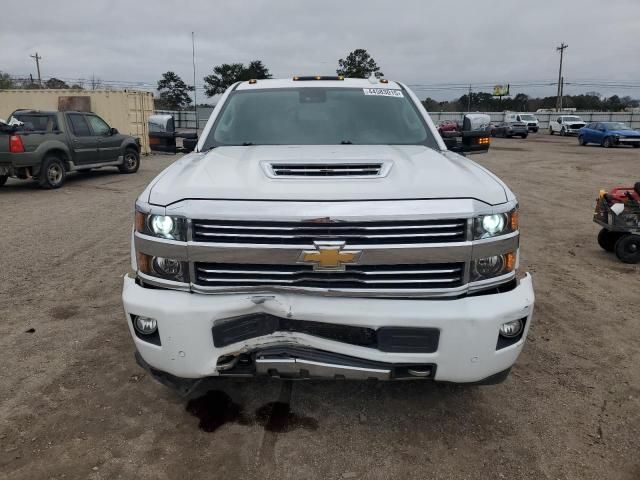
[499,319,523,338]
[134,316,157,335]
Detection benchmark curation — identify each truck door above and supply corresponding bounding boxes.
[66,113,100,165]
[86,114,122,162]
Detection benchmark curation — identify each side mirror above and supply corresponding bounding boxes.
[109,127,119,135]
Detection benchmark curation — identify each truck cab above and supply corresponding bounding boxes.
[123,77,534,390]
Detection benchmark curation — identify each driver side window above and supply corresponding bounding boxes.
[86,115,111,135]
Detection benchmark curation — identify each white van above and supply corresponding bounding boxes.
[505,113,539,133]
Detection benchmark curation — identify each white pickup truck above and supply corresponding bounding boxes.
[549,115,587,136]
[123,77,534,392]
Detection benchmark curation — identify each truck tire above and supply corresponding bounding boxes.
[39,156,66,189]
[614,234,640,263]
[603,136,613,148]
[560,127,566,136]
[549,128,554,135]
[521,134,528,139]
[597,228,622,252]
[118,148,140,174]
[0,175,7,187]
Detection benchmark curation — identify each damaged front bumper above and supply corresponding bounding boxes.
[122,272,535,385]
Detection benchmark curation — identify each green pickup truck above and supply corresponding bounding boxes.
[0,110,141,189]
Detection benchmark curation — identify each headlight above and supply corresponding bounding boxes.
[137,252,188,283]
[474,209,518,239]
[151,215,174,237]
[135,210,187,241]
[472,251,516,281]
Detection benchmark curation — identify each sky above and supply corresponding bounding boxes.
[2,0,640,101]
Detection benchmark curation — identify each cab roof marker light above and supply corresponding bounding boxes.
[380,78,389,84]
[292,75,344,81]
[248,79,257,84]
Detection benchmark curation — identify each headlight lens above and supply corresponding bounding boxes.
[151,215,174,237]
[482,214,505,235]
[472,251,516,281]
[474,209,518,239]
[135,210,186,241]
[137,252,188,283]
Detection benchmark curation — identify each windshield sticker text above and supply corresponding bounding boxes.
[362,88,404,98]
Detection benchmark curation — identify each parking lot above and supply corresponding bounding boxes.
[0,134,638,480]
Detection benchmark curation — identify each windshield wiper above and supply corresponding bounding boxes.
[242,141,254,146]
[340,140,353,144]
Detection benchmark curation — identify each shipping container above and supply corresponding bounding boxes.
[0,89,154,154]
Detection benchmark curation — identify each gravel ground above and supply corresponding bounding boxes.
[0,135,638,480]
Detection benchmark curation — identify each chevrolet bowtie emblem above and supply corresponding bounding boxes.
[298,241,362,271]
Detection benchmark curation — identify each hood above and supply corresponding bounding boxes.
[609,129,640,137]
[146,145,508,206]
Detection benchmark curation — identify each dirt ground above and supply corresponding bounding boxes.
[1,135,639,480]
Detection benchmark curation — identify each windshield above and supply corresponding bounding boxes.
[203,87,437,149]
[603,122,631,130]
[519,114,536,121]
[562,116,582,122]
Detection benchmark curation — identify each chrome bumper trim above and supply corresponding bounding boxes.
[255,357,391,380]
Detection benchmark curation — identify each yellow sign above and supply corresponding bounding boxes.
[493,84,510,96]
[299,243,361,271]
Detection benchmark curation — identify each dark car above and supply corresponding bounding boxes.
[578,122,640,148]
[0,110,140,189]
[490,121,528,139]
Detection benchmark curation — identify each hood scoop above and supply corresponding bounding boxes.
[264,160,391,178]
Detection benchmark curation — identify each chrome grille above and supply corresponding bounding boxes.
[269,163,383,177]
[195,262,465,289]
[191,219,468,245]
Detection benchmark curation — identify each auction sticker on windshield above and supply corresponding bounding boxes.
[362,88,404,98]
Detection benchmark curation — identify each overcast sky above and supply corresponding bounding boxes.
[2,0,639,100]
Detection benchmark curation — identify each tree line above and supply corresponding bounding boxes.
[3,47,638,112]
[422,91,640,113]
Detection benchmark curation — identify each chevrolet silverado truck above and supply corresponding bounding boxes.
[0,110,140,189]
[123,77,535,392]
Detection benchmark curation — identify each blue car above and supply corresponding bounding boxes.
[578,122,640,148]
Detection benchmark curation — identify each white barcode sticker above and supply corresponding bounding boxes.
[362,88,403,98]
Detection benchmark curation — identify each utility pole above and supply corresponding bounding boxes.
[30,52,42,87]
[192,31,199,131]
[467,84,472,112]
[555,43,568,111]
[559,76,565,111]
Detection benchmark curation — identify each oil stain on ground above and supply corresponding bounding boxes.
[186,387,318,433]
[186,390,251,432]
[255,401,318,432]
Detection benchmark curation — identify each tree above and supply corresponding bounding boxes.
[336,49,383,78]
[44,77,69,89]
[203,60,272,97]
[0,71,13,89]
[156,71,194,110]
[421,98,441,111]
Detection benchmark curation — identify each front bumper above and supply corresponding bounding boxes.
[615,137,640,145]
[122,273,535,383]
